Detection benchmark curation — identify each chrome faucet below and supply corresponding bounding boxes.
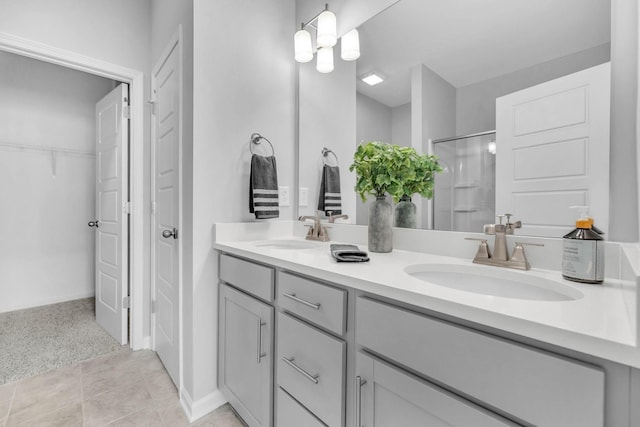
[465,214,543,270]
[298,214,330,241]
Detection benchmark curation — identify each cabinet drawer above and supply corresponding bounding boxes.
[277,312,345,427]
[278,271,346,335]
[276,387,326,427]
[219,253,274,302]
[356,297,605,427]
[356,352,516,427]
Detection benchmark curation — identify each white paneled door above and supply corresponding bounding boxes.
[152,39,181,387]
[94,83,129,345]
[496,63,610,237]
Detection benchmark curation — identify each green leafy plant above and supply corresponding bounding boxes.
[349,141,442,203]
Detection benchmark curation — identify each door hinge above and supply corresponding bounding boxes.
[122,296,130,309]
[151,299,156,314]
[123,105,131,119]
[123,201,131,214]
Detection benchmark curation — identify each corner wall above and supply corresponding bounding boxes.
[192,0,296,404]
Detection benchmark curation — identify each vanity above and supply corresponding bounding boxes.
[214,221,640,427]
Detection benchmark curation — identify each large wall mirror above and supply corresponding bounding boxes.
[298,0,628,238]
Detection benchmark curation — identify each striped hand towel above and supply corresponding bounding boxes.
[250,154,279,219]
[318,164,341,215]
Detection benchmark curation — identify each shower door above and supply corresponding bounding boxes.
[433,132,496,233]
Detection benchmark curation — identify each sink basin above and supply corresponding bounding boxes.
[254,239,320,250]
[404,264,583,301]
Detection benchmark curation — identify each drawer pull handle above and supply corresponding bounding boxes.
[355,376,367,427]
[257,320,267,363]
[283,293,321,310]
[282,356,319,384]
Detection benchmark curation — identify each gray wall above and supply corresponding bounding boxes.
[456,43,611,136]
[392,102,412,148]
[609,0,639,242]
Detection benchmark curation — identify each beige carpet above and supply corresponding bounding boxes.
[0,298,126,385]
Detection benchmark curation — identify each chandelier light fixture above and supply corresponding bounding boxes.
[294,4,360,73]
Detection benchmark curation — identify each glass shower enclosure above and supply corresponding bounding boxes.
[433,131,496,232]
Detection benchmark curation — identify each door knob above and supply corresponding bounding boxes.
[88,220,99,228]
[162,228,178,239]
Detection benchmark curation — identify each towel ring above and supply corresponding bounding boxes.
[250,133,274,156]
[321,147,338,165]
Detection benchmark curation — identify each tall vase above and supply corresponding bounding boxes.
[393,195,416,228]
[368,196,393,253]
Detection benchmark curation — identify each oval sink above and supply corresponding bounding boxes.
[254,239,321,250]
[404,264,583,301]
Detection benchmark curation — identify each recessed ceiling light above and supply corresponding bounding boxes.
[361,72,384,86]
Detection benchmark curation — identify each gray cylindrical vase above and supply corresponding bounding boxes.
[393,195,416,228]
[368,196,393,253]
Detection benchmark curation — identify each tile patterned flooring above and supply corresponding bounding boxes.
[0,349,245,427]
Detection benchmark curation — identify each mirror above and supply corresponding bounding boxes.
[298,0,613,236]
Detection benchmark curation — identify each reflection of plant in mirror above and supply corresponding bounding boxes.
[349,141,442,203]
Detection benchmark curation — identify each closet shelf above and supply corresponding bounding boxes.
[0,141,95,157]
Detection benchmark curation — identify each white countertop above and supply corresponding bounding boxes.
[214,223,640,368]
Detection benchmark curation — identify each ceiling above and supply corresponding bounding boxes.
[355,0,611,107]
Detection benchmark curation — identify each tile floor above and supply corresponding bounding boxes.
[0,349,245,427]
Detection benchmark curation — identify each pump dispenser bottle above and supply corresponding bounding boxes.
[562,206,604,283]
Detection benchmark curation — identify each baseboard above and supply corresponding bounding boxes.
[180,388,227,423]
[0,291,95,314]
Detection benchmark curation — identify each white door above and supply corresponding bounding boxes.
[94,83,129,345]
[152,40,181,386]
[495,62,610,237]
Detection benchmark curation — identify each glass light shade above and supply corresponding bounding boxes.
[341,29,360,61]
[316,47,334,73]
[294,29,313,63]
[316,10,337,48]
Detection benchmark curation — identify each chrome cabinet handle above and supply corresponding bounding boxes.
[162,228,178,239]
[355,376,367,427]
[257,320,266,363]
[87,220,99,228]
[283,293,321,310]
[282,357,319,384]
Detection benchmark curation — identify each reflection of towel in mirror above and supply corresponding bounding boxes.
[318,165,341,215]
[250,154,279,219]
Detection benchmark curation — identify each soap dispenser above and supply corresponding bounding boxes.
[562,206,604,284]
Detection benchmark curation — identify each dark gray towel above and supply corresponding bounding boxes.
[318,165,341,215]
[250,154,279,219]
[330,244,369,262]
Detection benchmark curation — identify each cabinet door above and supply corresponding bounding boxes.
[355,353,516,427]
[219,283,274,427]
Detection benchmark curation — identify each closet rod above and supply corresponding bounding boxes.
[0,141,95,157]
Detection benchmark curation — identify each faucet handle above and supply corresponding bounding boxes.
[465,237,491,260]
[510,242,544,270]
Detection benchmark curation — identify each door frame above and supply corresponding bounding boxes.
[0,32,146,350]
[150,27,183,386]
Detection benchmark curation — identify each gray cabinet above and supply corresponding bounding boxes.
[355,352,516,427]
[219,283,274,427]
[356,296,605,427]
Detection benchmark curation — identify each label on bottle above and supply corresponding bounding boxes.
[562,239,604,282]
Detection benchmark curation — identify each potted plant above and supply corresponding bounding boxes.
[350,142,441,251]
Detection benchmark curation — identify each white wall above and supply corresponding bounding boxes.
[299,57,357,220]
[0,50,114,313]
[192,0,296,404]
[456,43,611,136]
[392,102,411,147]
